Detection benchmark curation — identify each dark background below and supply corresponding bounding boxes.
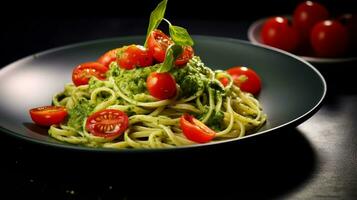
[1,0,357,199]
[1,0,356,67]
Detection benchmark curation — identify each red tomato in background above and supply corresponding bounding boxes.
[180,113,216,143]
[293,1,329,40]
[147,29,173,63]
[72,62,108,86]
[117,45,153,69]
[310,20,349,57]
[86,109,129,140]
[261,17,299,52]
[338,13,357,49]
[175,46,194,66]
[97,48,120,68]
[29,106,67,126]
[146,72,177,100]
[226,66,262,95]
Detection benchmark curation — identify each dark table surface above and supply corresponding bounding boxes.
[1,17,357,199]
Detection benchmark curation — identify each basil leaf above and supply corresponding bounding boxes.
[158,44,183,73]
[169,25,194,46]
[144,0,167,47]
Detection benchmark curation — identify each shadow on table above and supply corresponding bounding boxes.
[2,127,317,200]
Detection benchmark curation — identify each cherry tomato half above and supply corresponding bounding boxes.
[261,17,299,52]
[175,46,194,66]
[293,1,329,40]
[226,66,262,95]
[72,62,108,86]
[97,48,120,68]
[147,29,173,63]
[310,20,349,57]
[117,45,153,69]
[180,113,216,143]
[146,72,177,100]
[85,109,129,140]
[29,106,67,126]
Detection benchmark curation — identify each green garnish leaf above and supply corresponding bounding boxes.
[144,0,168,47]
[158,44,183,73]
[169,25,194,46]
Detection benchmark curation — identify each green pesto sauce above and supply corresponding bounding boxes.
[205,110,224,131]
[67,99,94,131]
[74,56,226,131]
[107,56,212,98]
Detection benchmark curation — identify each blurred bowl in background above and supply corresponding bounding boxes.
[248,17,357,65]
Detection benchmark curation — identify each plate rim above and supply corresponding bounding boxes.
[0,35,327,153]
[247,17,357,64]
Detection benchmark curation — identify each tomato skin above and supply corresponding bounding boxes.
[261,17,299,52]
[29,106,67,126]
[147,29,173,63]
[180,113,216,143]
[310,20,348,57]
[97,48,120,68]
[146,72,177,100]
[147,29,194,65]
[117,45,153,69]
[226,66,262,95]
[72,62,108,86]
[175,46,194,66]
[219,77,229,87]
[338,13,357,49]
[293,1,329,40]
[85,109,129,140]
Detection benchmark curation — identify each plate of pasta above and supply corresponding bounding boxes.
[0,0,326,151]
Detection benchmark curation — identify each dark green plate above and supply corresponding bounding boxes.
[0,36,326,152]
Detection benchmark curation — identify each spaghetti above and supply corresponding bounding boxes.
[49,56,267,149]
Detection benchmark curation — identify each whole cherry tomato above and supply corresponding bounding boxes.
[293,1,329,40]
[310,20,349,57]
[225,66,262,95]
[97,48,120,68]
[261,17,299,52]
[146,72,177,100]
[338,13,357,50]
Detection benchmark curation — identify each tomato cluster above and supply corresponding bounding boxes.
[260,1,356,58]
[146,29,194,66]
[29,29,194,134]
[29,28,264,144]
[71,29,194,89]
[180,63,263,144]
[145,29,194,100]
